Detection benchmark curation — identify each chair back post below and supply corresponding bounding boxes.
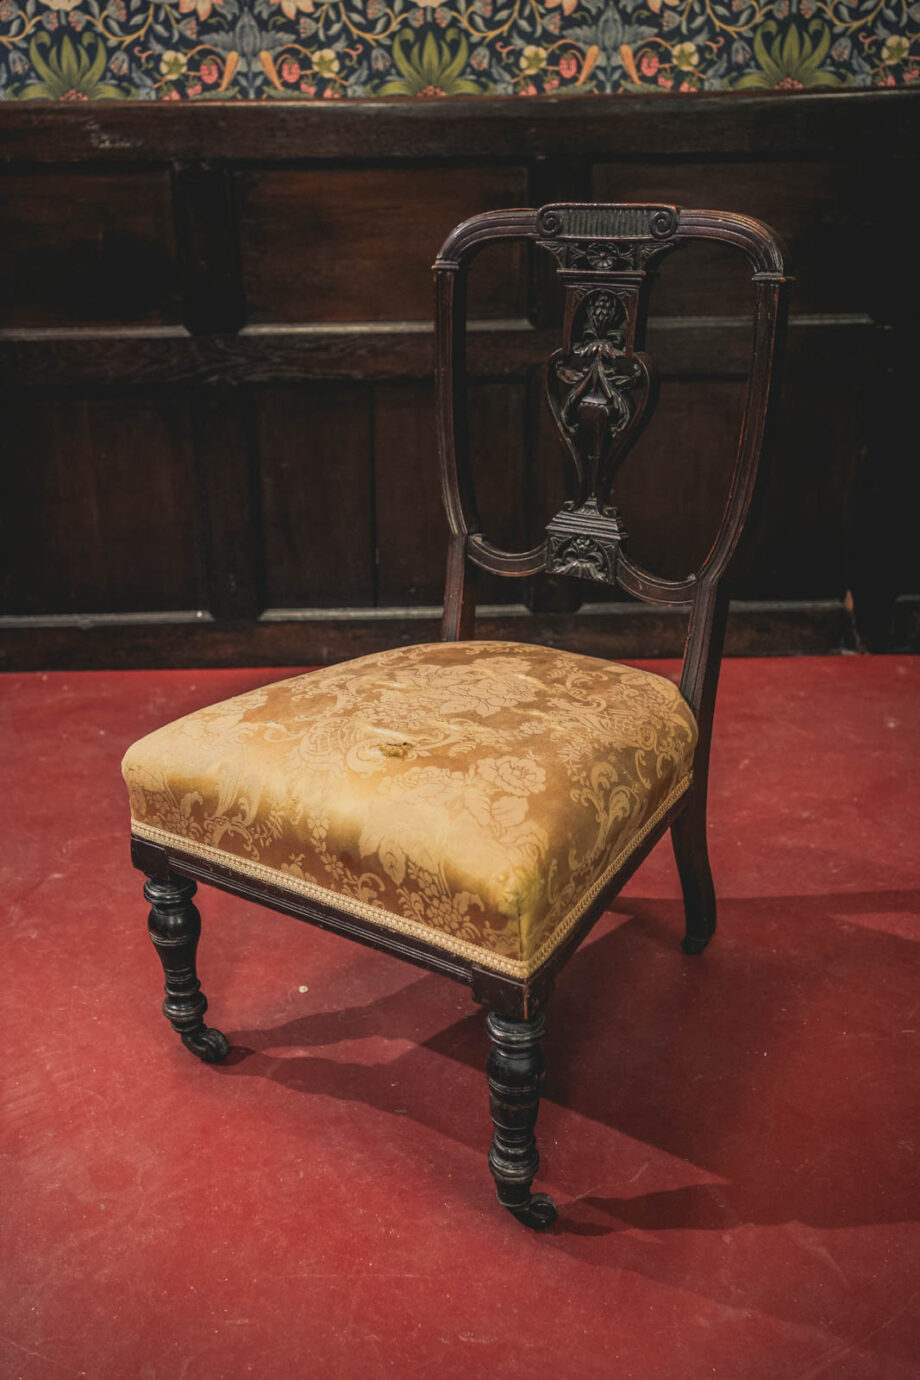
[434,205,790,732]
[677,266,788,783]
[435,209,541,639]
[435,257,475,640]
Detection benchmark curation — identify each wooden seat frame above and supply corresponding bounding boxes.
[131,202,788,1229]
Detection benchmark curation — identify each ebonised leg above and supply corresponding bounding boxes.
[144,873,229,1063]
[671,789,717,955]
[486,1010,557,1230]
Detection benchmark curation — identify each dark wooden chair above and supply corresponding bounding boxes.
[124,203,788,1229]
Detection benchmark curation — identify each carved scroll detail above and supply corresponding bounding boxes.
[535,203,679,275]
[536,204,678,241]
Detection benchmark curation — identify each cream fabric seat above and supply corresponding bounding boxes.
[123,641,697,978]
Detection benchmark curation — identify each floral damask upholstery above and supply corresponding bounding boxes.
[123,641,697,979]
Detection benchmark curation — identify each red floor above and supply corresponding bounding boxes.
[2,656,919,1380]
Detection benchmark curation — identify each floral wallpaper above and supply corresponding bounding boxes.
[0,0,916,100]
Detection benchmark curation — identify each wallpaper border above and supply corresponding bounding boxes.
[0,0,917,101]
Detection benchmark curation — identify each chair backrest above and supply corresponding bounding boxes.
[433,202,789,757]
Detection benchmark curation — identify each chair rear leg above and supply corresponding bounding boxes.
[144,873,229,1063]
[486,1010,557,1229]
[671,787,717,955]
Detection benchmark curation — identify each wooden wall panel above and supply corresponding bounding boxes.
[238,164,528,323]
[190,385,260,621]
[592,159,891,318]
[256,384,375,608]
[1,391,202,614]
[374,381,529,607]
[0,95,915,667]
[614,379,746,587]
[373,383,446,607]
[469,379,530,606]
[732,342,867,600]
[0,170,179,328]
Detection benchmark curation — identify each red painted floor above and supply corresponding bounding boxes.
[2,656,919,1380]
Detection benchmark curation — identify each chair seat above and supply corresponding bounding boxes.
[123,641,697,978]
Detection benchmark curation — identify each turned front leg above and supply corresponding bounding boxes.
[486,1011,557,1229]
[144,873,229,1064]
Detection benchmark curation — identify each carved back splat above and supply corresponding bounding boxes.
[539,207,674,583]
[434,201,789,728]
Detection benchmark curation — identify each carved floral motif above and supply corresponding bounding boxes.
[546,531,616,582]
[584,241,635,271]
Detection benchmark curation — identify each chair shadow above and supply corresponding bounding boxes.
[214,887,920,1239]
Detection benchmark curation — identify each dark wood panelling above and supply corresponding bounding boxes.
[0,322,546,388]
[593,159,895,318]
[732,332,870,601]
[2,92,913,164]
[191,385,261,621]
[0,600,855,673]
[256,384,374,608]
[0,316,870,390]
[373,383,448,606]
[615,379,747,586]
[374,381,529,606]
[0,95,915,666]
[238,165,528,323]
[1,391,202,614]
[469,381,530,569]
[172,164,246,335]
[0,169,179,327]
